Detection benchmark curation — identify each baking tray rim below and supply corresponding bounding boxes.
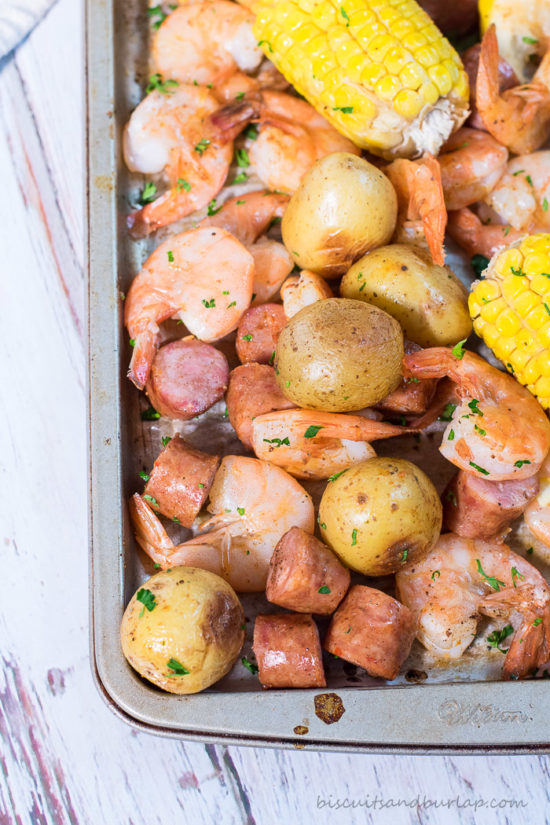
[86,0,550,752]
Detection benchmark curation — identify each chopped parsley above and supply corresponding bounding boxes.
[244,124,259,141]
[257,39,273,52]
[469,461,489,475]
[448,429,455,441]
[468,399,483,416]
[207,199,222,216]
[172,516,180,523]
[198,482,205,488]
[522,35,539,45]
[232,172,248,184]
[138,181,158,205]
[166,658,190,676]
[401,549,409,563]
[320,522,327,530]
[263,437,290,447]
[340,6,350,22]
[431,570,441,580]
[476,559,505,591]
[511,566,525,587]
[167,250,174,263]
[351,528,357,546]
[440,403,457,422]
[451,339,467,359]
[146,74,179,95]
[318,585,331,594]
[527,547,534,555]
[237,507,245,516]
[235,91,245,100]
[328,469,348,482]
[269,350,275,366]
[235,148,250,168]
[194,138,211,155]
[147,5,168,29]
[487,624,514,653]
[533,618,543,627]
[141,406,161,420]
[227,301,236,308]
[138,471,150,481]
[474,424,486,436]
[543,198,549,212]
[161,436,172,447]
[511,266,525,277]
[471,255,489,277]
[304,425,324,438]
[514,459,531,468]
[137,588,157,616]
[241,334,253,342]
[202,298,216,308]
[512,169,526,176]
[129,338,136,347]
[446,490,457,507]
[242,656,259,674]
[143,494,159,508]
[176,178,191,192]
[333,106,354,113]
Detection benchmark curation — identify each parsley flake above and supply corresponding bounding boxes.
[448,429,455,441]
[440,403,457,422]
[242,656,258,674]
[351,528,357,546]
[161,436,172,447]
[511,566,525,587]
[139,471,150,481]
[202,298,216,308]
[143,494,159,508]
[194,138,211,155]
[137,588,157,613]
[237,507,245,516]
[451,339,467,359]
[167,658,190,676]
[141,406,161,420]
[487,624,514,653]
[177,178,191,192]
[469,461,489,475]
[328,469,348,482]
[146,74,179,95]
[138,181,158,205]
[514,459,531,468]
[167,250,174,263]
[241,334,253,341]
[318,585,331,594]
[471,254,489,276]
[263,437,290,447]
[304,425,324,438]
[207,199,222,216]
[401,549,409,563]
[431,570,441,580]
[476,559,505,591]
[333,106,354,113]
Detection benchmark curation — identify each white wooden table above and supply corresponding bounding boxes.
[1,1,549,822]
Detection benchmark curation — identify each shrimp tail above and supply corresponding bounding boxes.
[476,25,501,122]
[129,494,175,565]
[408,378,458,429]
[403,347,460,381]
[209,99,259,140]
[128,328,158,389]
[447,208,519,259]
[411,155,447,267]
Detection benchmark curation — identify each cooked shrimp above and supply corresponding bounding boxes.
[125,226,254,388]
[403,347,550,480]
[280,270,333,319]
[477,25,550,156]
[438,127,509,212]
[123,85,237,237]
[525,452,550,548]
[483,152,550,232]
[251,409,414,480]
[447,207,524,259]
[213,63,289,103]
[461,42,519,130]
[384,154,446,266]
[396,533,550,679]
[200,190,293,302]
[153,1,262,87]
[130,455,315,591]
[241,91,360,194]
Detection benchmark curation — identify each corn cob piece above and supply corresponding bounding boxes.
[253,0,469,159]
[469,234,550,409]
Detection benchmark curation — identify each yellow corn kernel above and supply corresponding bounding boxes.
[310,0,338,29]
[494,248,524,277]
[514,291,541,317]
[376,74,401,100]
[492,336,516,360]
[501,274,528,301]
[534,376,550,398]
[399,61,427,90]
[495,309,522,337]
[479,296,507,323]
[361,63,386,87]
[538,323,550,348]
[530,273,550,296]
[475,279,502,303]
[393,88,423,118]
[524,253,550,277]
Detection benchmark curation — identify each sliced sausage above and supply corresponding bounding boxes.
[443,470,539,540]
[235,304,287,365]
[144,434,220,527]
[226,363,295,449]
[323,585,416,680]
[375,341,437,415]
[146,339,229,420]
[253,613,326,688]
[266,527,350,614]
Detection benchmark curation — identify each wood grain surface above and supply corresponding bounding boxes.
[1,1,549,822]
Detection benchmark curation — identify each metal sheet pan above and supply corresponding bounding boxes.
[87,0,550,751]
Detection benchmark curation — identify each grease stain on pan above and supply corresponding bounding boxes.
[314,692,346,724]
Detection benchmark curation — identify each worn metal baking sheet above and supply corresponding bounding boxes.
[87,0,550,751]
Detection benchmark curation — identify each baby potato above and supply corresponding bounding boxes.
[319,457,442,576]
[281,153,397,278]
[274,298,403,411]
[340,244,472,348]
[120,566,245,694]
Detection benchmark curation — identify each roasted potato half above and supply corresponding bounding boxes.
[340,244,472,348]
[120,566,245,694]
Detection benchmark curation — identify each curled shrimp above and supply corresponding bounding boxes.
[384,154,446,266]
[130,455,315,591]
[525,452,550,550]
[396,533,550,679]
[250,409,415,480]
[403,347,550,480]
[438,127,509,212]
[447,207,525,259]
[153,1,262,87]
[477,25,550,156]
[221,90,359,194]
[483,152,550,233]
[125,226,254,388]
[200,189,293,302]
[280,270,333,319]
[123,85,239,237]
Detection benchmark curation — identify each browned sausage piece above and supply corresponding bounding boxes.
[416,0,478,36]
[226,363,295,449]
[235,304,287,365]
[443,470,539,540]
[375,341,437,415]
[266,527,350,614]
[253,613,326,688]
[324,585,416,680]
[146,339,229,420]
[144,434,220,527]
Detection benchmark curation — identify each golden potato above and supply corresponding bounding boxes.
[274,298,403,411]
[340,244,472,348]
[120,567,245,694]
[319,457,442,575]
[281,153,397,278]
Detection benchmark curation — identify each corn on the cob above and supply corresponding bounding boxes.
[469,234,550,409]
[253,0,469,159]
